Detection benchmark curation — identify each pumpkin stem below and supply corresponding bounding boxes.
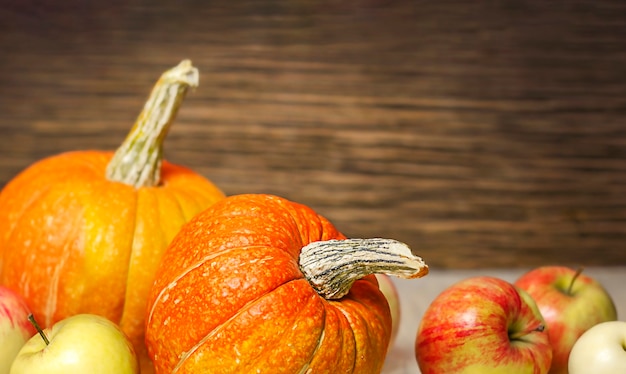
[105,60,199,188]
[299,238,428,300]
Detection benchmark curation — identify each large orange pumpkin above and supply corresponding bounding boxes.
[0,61,225,372]
[146,194,428,373]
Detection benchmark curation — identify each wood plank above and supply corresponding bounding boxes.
[1,0,625,267]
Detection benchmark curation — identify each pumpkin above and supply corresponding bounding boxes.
[145,194,428,373]
[0,60,225,373]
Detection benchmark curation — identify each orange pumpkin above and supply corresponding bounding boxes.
[0,61,225,372]
[145,194,428,373]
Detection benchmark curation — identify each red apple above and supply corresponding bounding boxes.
[515,266,617,374]
[0,286,36,374]
[375,274,401,347]
[415,276,552,374]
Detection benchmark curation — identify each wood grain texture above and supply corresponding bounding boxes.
[1,0,625,268]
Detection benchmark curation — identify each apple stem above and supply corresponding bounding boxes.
[566,266,584,296]
[28,314,50,346]
[536,324,545,332]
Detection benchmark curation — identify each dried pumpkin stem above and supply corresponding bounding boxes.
[105,60,199,188]
[299,238,429,300]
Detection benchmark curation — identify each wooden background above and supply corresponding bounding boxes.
[1,0,625,268]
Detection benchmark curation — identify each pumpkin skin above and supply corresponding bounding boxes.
[0,61,225,373]
[0,151,223,336]
[145,194,397,374]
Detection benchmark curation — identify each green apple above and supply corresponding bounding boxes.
[415,276,552,374]
[10,314,138,374]
[515,266,617,374]
[568,320,626,374]
[375,274,401,347]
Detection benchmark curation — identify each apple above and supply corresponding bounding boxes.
[375,274,401,347]
[10,314,139,374]
[515,266,617,374]
[415,276,552,374]
[568,320,626,374]
[0,286,37,374]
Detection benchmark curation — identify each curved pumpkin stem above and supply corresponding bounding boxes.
[299,238,429,300]
[105,60,199,188]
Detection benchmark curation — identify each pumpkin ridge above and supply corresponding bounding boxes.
[269,195,341,252]
[0,175,66,290]
[296,299,327,374]
[329,281,390,373]
[316,302,358,373]
[0,184,51,251]
[339,307,359,374]
[2,182,84,327]
[79,178,137,324]
[146,244,267,326]
[333,303,365,374]
[171,278,318,374]
[0,159,79,246]
[117,182,142,327]
[275,202,315,249]
[164,182,208,222]
[245,286,324,373]
[165,187,194,221]
[229,194,320,257]
[0,184,46,240]
[44,222,78,327]
[0,152,111,253]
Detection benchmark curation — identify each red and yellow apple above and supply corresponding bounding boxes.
[0,286,36,374]
[415,276,552,374]
[10,314,138,374]
[515,266,617,374]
